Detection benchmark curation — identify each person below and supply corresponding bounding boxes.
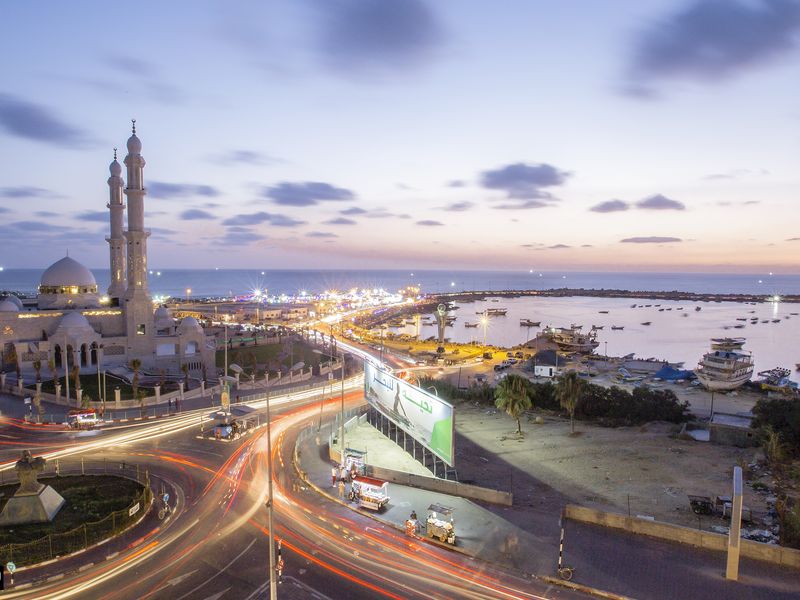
[410,510,417,520]
[340,465,347,482]
[331,466,337,487]
[338,479,345,500]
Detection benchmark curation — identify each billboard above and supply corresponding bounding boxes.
[364,360,454,466]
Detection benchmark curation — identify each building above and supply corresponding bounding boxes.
[533,349,559,378]
[0,124,215,386]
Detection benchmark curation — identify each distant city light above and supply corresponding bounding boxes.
[772,295,781,302]
[529,269,533,273]
[450,281,455,286]
[769,272,773,276]
[0,266,4,271]
[156,271,161,276]
[758,279,763,284]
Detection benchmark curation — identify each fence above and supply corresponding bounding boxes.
[0,460,152,568]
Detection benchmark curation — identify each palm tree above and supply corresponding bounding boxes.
[48,357,57,387]
[494,374,532,435]
[32,359,42,383]
[130,358,142,401]
[556,370,584,434]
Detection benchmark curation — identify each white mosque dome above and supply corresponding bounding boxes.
[110,158,122,177]
[0,299,19,312]
[0,294,23,310]
[57,311,95,332]
[127,132,142,154]
[178,316,202,333]
[41,257,97,288]
[154,306,174,328]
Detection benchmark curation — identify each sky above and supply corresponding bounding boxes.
[0,0,798,273]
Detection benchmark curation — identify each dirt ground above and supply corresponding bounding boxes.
[453,402,769,530]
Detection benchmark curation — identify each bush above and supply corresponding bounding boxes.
[752,397,800,457]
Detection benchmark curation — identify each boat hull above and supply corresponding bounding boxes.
[694,370,752,391]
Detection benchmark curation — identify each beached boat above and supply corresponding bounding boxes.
[544,325,599,353]
[611,325,624,330]
[520,319,540,327]
[694,338,754,391]
[756,367,798,394]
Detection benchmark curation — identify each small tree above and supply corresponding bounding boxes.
[762,425,787,468]
[32,358,42,383]
[5,344,21,380]
[494,374,532,435]
[70,364,81,404]
[137,389,147,416]
[130,358,142,400]
[80,392,91,409]
[557,370,584,434]
[48,357,57,386]
[181,363,190,390]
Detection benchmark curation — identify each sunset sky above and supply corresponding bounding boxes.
[1,0,798,272]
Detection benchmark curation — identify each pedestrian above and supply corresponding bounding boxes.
[340,465,347,482]
[338,479,345,499]
[331,466,337,487]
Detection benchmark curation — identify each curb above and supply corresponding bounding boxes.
[539,576,633,600]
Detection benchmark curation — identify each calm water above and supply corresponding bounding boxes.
[1,268,798,297]
[393,296,799,379]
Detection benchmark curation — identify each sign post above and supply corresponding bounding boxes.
[726,466,743,581]
[6,561,15,588]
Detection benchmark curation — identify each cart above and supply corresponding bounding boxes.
[349,475,389,511]
[426,503,456,545]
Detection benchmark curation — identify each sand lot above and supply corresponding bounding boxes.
[454,402,768,529]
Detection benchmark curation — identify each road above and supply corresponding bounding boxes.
[0,384,582,600]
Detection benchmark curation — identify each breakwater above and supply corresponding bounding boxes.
[431,288,799,304]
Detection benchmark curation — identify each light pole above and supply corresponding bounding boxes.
[314,348,345,462]
[264,380,277,600]
[480,316,488,352]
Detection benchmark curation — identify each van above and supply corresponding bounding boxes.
[67,410,99,430]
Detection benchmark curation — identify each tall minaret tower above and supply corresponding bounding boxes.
[106,148,126,300]
[123,120,154,358]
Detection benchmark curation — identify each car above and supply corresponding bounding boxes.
[507,358,518,365]
[415,360,426,366]
[514,351,524,359]
[482,352,493,360]
[475,374,487,383]
[493,364,506,372]
[506,352,514,358]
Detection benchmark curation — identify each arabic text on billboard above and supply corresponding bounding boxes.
[364,361,454,465]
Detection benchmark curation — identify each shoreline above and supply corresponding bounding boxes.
[432,288,799,304]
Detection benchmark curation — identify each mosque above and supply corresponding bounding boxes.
[0,124,215,387]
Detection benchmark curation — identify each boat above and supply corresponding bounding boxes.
[544,325,599,353]
[464,322,479,328]
[519,319,540,327]
[486,308,507,316]
[598,310,609,314]
[736,318,747,321]
[694,338,754,391]
[611,325,624,330]
[733,324,745,329]
[641,321,652,326]
[695,306,701,311]
[591,325,604,330]
[631,304,637,308]
[756,367,798,394]
[796,363,800,371]
[772,319,781,323]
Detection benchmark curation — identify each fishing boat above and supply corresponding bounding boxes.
[695,306,701,311]
[733,324,745,329]
[736,318,747,321]
[641,321,652,326]
[598,310,609,314]
[611,325,624,330]
[756,368,798,394]
[486,308,507,316]
[544,325,599,353]
[464,322,479,328]
[591,325,604,330]
[694,338,754,391]
[519,319,540,327]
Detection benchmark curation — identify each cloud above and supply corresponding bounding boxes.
[494,199,552,210]
[76,210,108,222]
[180,209,216,220]
[148,181,220,199]
[787,237,800,241]
[635,194,686,210]
[213,228,267,246]
[447,179,466,188]
[0,186,59,199]
[548,244,571,249]
[481,162,570,207]
[107,55,153,77]
[35,211,58,217]
[340,207,367,215]
[620,236,682,244]
[306,231,338,238]
[364,209,411,219]
[0,207,10,214]
[264,181,355,206]
[590,199,629,213]
[520,243,544,248]
[627,0,800,95]
[0,95,90,147]
[221,212,304,227]
[213,150,281,166]
[314,0,445,76]
[416,219,444,226]
[581,244,593,248]
[324,217,357,225]
[439,201,474,212]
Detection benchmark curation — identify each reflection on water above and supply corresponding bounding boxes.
[392,296,799,379]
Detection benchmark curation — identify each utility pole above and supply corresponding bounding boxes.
[64,336,70,404]
[265,382,277,600]
[340,350,345,463]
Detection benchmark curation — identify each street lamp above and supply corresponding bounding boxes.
[480,316,488,351]
[313,348,345,464]
[263,379,278,600]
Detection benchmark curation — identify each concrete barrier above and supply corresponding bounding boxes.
[564,504,800,569]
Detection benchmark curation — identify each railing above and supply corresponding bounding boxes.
[0,460,152,567]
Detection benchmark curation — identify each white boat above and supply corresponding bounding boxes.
[545,325,599,353]
[694,338,754,391]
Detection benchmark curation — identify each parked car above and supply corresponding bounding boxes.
[514,351,524,359]
[506,352,514,358]
[493,364,506,372]
[475,374,487,383]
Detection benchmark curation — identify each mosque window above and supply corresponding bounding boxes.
[137,324,146,335]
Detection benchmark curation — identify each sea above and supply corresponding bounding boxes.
[2,268,798,378]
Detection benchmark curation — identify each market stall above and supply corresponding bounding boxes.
[349,475,389,511]
[426,503,456,545]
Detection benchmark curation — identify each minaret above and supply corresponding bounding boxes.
[106,148,126,300]
[123,120,154,357]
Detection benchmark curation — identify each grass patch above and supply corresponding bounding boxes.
[0,475,143,545]
[30,375,155,402]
